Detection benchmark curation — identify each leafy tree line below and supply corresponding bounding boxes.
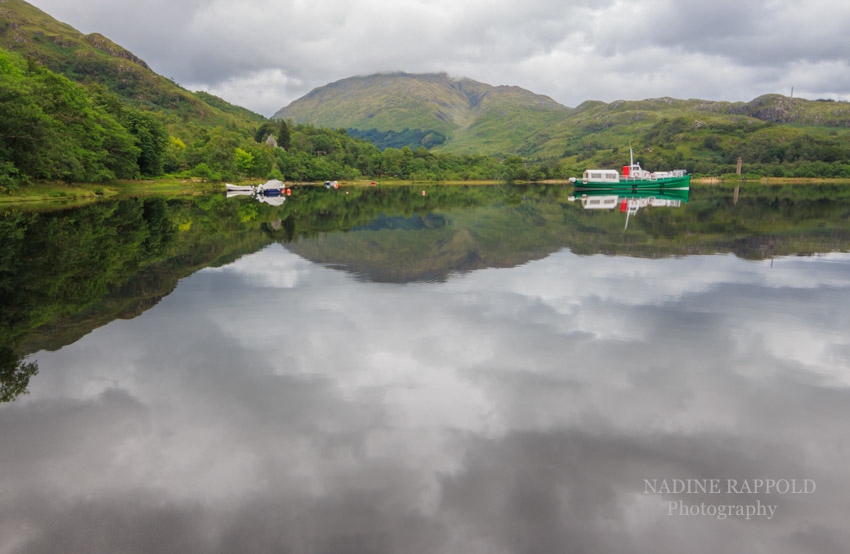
[162,120,546,184]
[0,49,168,187]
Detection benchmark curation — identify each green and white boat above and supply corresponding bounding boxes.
[568,187,690,229]
[569,187,690,210]
[569,150,690,191]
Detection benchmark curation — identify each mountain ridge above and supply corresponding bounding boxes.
[273,71,850,160]
[273,72,572,154]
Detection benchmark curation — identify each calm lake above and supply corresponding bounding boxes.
[2,183,849,553]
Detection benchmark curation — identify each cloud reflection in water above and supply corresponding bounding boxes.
[2,246,848,553]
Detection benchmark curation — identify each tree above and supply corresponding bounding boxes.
[502,155,528,182]
[277,119,291,150]
[254,121,276,143]
[234,147,255,176]
[0,347,38,403]
[201,128,239,180]
[164,136,187,173]
[121,108,168,176]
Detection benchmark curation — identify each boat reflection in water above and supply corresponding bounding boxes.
[570,186,690,229]
[225,179,289,206]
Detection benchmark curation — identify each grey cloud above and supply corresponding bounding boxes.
[26,0,850,115]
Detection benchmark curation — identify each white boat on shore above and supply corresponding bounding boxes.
[225,183,255,192]
[256,179,285,196]
[225,179,288,206]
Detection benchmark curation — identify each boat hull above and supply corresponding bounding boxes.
[225,183,255,192]
[574,174,691,190]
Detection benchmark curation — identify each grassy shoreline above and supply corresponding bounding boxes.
[2,177,848,208]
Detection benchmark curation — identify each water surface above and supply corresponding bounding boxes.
[1,185,849,553]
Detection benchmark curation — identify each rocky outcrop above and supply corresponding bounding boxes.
[83,32,150,69]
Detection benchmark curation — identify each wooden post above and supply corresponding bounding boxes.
[736,157,743,175]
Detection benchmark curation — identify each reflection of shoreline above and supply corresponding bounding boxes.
[692,177,850,185]
[6,185,850,360]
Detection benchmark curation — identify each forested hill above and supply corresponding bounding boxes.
[274,73,850,178]
[0,0,261,124]
[273,72,573,154]
[0,0,277,187]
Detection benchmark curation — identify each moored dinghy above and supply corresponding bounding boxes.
[256,179,286,197]
[225,183,256,192]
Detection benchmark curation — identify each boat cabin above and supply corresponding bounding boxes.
[622,163,653,180]
[582,169,620,183]
[580,194,619,209]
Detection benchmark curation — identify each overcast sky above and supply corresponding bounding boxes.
[26,0,850,117]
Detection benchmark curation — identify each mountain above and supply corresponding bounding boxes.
[522,94,850,155]
[273,72,850,173]
[0,0,263,127]
[273,72,572,155]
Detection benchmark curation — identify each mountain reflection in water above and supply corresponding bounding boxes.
[1,184,849,553]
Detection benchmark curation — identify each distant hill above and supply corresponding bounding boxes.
[0,0,263,127]
[273,72,850,174]
[273,72,572,155]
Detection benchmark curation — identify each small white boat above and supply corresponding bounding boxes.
[256,179,285,196]
[225,183,255,192]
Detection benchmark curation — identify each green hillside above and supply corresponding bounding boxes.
[542,95,850,178]
[274,72,850,178]
[273,72,572,155]
[0,0,262,126]
[0,1,293,187]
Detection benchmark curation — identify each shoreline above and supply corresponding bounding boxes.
[2,177,849,207]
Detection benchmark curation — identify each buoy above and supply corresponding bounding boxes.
[285,188,291,196]
[422,190,426,196]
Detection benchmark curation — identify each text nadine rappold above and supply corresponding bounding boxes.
[643,478,816,520]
